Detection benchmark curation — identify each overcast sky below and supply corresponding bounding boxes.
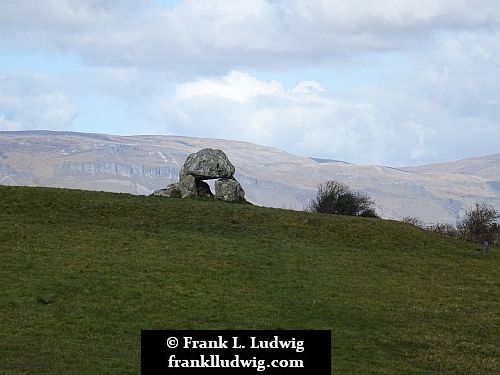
[1,0,500,166]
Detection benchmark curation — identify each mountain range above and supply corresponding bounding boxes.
[1,130,499,224]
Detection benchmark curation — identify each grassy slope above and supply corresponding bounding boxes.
[0,185,498,375]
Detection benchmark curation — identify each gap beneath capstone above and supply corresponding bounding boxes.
[195,178,214,197]
[206,179,216,193]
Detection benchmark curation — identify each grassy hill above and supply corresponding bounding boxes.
[0,185,498,374]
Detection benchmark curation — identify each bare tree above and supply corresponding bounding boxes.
[457,202,498,243]
[308,180,378,218]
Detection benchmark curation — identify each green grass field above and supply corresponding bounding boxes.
[1,185,498,374]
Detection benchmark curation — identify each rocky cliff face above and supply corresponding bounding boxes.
[56,161,178,179]
[1,130,499,224]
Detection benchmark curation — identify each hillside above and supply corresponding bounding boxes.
[0,185,498,374]
[1,130,500,224]
[405,153,500,182]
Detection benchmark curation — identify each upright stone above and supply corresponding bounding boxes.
[178,174,198,198]
[215,178,245,202]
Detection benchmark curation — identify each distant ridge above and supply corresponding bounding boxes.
[405,152,500,180]
[0,130,499,223]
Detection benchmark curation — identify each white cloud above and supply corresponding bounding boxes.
[0,73,77,130]
[176,71,284,103]
[2,0,500,73]
[148,71,433,164]
[150,51,500,166]
[1,1,500,165]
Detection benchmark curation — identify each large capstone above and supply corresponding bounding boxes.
[215,178,245,202]
[179,148,235,180]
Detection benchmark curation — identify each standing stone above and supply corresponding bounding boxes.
[178,174,198,198]
[179,148,235,180]
[215,178,245,202]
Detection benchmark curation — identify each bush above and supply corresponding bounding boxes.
[457,202,498,243]
[427,223,460,239]
[308,180,378,217]
[400,216,423,227]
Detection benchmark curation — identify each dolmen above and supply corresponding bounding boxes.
[152,148,245,202]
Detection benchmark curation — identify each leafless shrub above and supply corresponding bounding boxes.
[426,223,460,239]
[308,180,378,218]
[400,216,423,228]
[457,202,499,243]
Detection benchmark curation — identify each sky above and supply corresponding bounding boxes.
[1,0,500,166]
